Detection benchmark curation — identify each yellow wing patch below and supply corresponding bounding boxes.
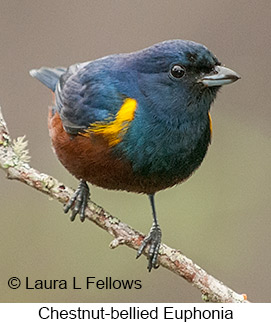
[80,98,137,147]
[208,112,212,139]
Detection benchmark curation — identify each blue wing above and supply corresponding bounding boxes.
[31,58,135,135]
[55,61,127,134]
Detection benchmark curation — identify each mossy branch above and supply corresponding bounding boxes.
[0,106,248,303]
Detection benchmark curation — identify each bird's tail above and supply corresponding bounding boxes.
[29,67,67,92]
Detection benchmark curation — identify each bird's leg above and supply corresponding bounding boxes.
[64,179,90,222]
[136,194,162,272]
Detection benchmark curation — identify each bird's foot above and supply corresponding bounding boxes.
[136,223,162,272]
[64,180,90,222]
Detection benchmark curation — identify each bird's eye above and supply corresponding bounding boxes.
[170,64,186,79]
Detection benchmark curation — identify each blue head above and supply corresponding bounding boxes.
[101,39,239,126]
[107,40,240,175]
[132,40,220,117]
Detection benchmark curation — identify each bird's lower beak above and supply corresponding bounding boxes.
[199,66,240,87]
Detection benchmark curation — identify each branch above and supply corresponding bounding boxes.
[0,106,248,303]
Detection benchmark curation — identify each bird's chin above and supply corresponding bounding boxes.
[198,83,220,106]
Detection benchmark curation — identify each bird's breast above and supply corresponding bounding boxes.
[117,113,212,181]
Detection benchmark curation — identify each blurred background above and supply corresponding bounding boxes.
[0,0,270,303]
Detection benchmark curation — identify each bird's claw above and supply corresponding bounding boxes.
[136,223,161,272]
[64,180,90,222]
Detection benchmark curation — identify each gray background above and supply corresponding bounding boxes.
[1,0,270,302]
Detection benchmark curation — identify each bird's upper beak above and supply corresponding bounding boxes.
[199,66,240,87]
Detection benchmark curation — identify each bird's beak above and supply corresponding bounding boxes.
[199,66,240,87]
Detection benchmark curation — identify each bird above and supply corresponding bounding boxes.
[30,39,240,271]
